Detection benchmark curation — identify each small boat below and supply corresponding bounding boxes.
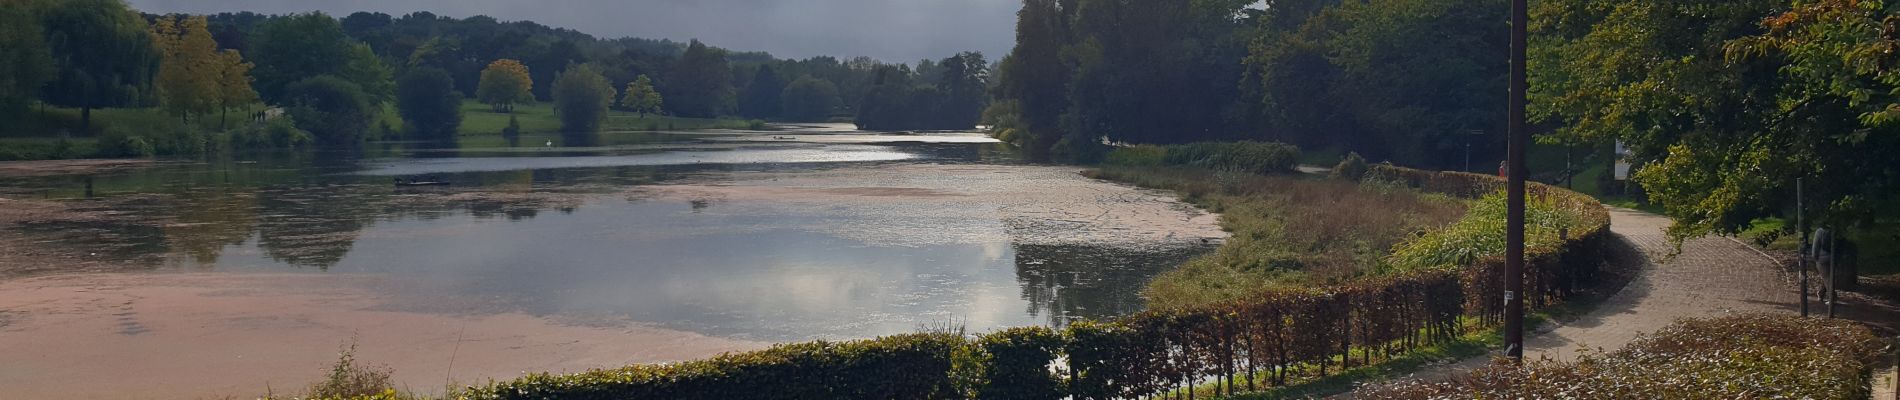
[394,177,451,187]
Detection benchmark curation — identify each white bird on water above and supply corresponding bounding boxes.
[544,139,553,147]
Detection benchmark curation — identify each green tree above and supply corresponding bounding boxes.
[618,74,663,118]
[0,0,53,122]
[150,15,222,123]
[211,48,257,130]
[552,64,613,133]
[995,0,1073,159]
[38,0,158,133]
[780,76,839,122]
[250,12,352,103]
[1528,0,1782,239]
[395,67,462,144]
[477,59,532,113]
[739,64,784,119]
[282,75,372,147]
[340,42,393,107]
[666,40,735,118]
[935,51,989,129]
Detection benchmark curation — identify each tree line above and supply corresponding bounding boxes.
[990,0,1899,249]
[0,0,994,156]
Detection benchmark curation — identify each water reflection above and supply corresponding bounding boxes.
[0,134,1209,341]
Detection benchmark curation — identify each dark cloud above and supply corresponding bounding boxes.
[124,0,1019,62]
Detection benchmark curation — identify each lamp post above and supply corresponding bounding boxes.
[1504,0,1529,363]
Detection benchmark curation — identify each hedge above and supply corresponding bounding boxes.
[462,333,964,400]
[1354,314,1887,399]
[458,165,1621,400]
[1104,141,1303,175]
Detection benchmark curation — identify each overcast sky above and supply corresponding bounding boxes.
[124,0,1020,63]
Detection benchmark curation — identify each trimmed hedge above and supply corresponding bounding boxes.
[1355,314,1886,399]
[463,333,963,400]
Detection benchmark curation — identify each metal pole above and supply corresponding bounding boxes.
[1798,178,1808,317]
[1504,0,1529,363]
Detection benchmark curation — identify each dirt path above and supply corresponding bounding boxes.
[1342,207,1900,397]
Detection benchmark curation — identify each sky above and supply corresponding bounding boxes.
[124,0,1021,63]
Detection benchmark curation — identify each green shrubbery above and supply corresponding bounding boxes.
[1355,314,1885,399]
[1331,152,1368,181]
[464,333,964,400]
[1103,141,1302,175]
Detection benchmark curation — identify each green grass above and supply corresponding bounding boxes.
[0,137,99,161]
[455,100,760,137]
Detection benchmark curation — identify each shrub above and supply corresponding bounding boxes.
[959,327,1065,400]
[307,343,396,399]
[1104,145,1167,167]
[227,116,312,149]
[1162,141,1301,175]
[1355,314,1885,400]
[283,75,374,147]
[1331,152,1368,181]
[464,333,963,400]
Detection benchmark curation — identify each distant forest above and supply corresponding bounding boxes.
[196,10,988,128]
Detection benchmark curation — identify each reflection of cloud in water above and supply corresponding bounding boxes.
[354,146,919,176]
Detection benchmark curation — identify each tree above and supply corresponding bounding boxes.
[0,1,52,122]
[476,59,532,113]
[38,0,158,133]
[150,15,221,123]
[551,64,613,133]
[666,40,735,118]
[282,75,372,147]
[340,42,394,107]
[618,74,663,118]
[1528,0,1783,240]
[211,48,257,130]
[739,64,784,119]
[780,76,839,122]
[396,67,462,144]
[250,12,352,103]
[935,51,989,129]
[995,0,1073,159]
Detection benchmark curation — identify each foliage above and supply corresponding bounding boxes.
[666,40,735,118]
[1250,0,1507,169]
[855,52,990,131]
[1061,0,1258,146]
[150,15,221,122]
[1356,314,1884,399]
[395,67,463,143]
[1160,141,1303,175]
[994,0,1070,160]
[463,333,964,400]
[249,12,354,103]
[780,76,840,122]
[1102,145,1168,167]
[282,75,373,147]
[306,342,398,399]
[0,0,52,122]
[1386,192,1587,271]
[476,59,533,113]
[551,64,614,134]
[226,114,311,149]
[37,0,159,131]
[1331,152,1368,181]
[739,64,784,119]
[616,74,663,118]
[960,327,1064,400]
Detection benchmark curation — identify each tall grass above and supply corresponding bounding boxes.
[1085,166,1467,308]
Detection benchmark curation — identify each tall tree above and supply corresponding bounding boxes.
[618,74,663,118]
[551,64,613,133]
[780,76,839,122]
[0,1,53,122]
[340,42,394,107]
[396,67,462,144]
[150,15,221,123]
[38,0,158,133]
[249,12,352,103]
[739,64,785,119]
[666,40,735,118]
[995,0,1073,159]
[936,51,989,129]
[476,58,532,113]
[211,48,256,130]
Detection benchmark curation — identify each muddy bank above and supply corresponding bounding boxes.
[0,158,157,177]
[0,272,763,400]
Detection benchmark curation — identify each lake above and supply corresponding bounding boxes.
[0,124,1222,398]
